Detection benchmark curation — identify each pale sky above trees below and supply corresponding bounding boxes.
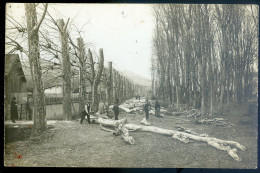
[6,3,155,79]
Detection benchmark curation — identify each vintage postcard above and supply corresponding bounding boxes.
[4,3,258,168]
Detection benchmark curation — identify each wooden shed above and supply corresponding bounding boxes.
[4,54,28,120]
[4,54,27,101]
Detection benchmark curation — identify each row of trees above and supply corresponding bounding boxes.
[151,4,258,117]
[5,3,147,131]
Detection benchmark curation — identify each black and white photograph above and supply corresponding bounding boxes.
[4,3,258,168]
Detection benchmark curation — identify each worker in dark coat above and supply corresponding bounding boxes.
[155,100,161,117]
[80,101,91,124]
[25,101,32,120]
[112,101,119,120]
[143,99,151,120]
[11,97,18,123]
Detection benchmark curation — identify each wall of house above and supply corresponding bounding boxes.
[5,102,80,120]
[44,87,63,94]
[45,103,79,120]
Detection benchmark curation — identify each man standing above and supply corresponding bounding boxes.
[112,101,119,120]
[104,99,109,116]
[11,97,18,123]
[98,100,105,114]
[144,99,151,120]
[25,101,32,120]
[155,100,161,117]
[85,101,91,124]
[80,101,91,124]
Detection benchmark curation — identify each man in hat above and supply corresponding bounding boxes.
[11,97,18,123]
[80,100,91,124]
[104,99,109,117]
[155,99,161,117]
[112,101,119,120]
[143,99,151,120]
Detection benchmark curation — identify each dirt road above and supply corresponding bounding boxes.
[4,100,257,168]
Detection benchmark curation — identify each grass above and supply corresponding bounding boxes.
[4,99,258,168]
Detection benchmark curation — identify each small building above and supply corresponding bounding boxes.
[5,54,27,97]
[4,54,28,120]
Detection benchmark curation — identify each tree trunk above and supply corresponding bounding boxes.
[77,37,87,115]
[25,3,47,131]
[108,62,113,105]
[91,49,104,112]
[124,123,245,162]
[57,19,72,120]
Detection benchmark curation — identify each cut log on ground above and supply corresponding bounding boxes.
[92,118,127,127]
[140,118,151,126]
[176,125,208,137]
[100,124,135,145]
[196,118,232,127]
[93,117,245,162]
[119,105,134,113]
[117,124,135,145]
[123,123,245,162]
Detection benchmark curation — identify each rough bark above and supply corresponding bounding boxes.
[24,3,47,131]
[90,49,104,112]
[77,37,87,114]
[57,19,72,120]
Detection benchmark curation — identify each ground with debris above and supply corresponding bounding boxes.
[4,99,258,168]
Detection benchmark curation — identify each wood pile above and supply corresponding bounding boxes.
[195,118,232,127]
[117,97,146,114]
[168,109,201,118]
[93,117,246,162]
[140,118,151,126]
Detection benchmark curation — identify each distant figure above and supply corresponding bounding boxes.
[25,101,32,120]
[80,101,91,124]
[11,97,18,123]
[143,99,151,120]
[155,100,161,117]
[112,101,119,120]
[98,100,105,114]
[139,96,141,100]
[104,99,109,116]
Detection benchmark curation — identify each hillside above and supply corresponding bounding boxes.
[122,70,151,87]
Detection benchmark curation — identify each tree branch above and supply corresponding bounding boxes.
[35,3,48,31]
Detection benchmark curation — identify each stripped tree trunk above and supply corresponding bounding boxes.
[93,117,245,162]
[77,37,87,115]
[108,62,113,105]
[90,49,104,112]
[124,123,245,162]
[57,19,72,120]
[24,3,48,131]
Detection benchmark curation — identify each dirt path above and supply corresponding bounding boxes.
[4,100,257,168]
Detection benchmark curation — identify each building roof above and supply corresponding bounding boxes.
[20,58,80,90]
[5,54,26,82]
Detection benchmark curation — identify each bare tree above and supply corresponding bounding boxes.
[24,3,48,131]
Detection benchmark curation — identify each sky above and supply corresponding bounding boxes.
[6,3,155,80]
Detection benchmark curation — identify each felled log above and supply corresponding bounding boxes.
[94,117,245,162]
[92,118,127,127]
[100,124,135,145]
[176,125,208,137]
[140,118,151,126]
[124,123,245,162]
[119,105,134,113]
[117,124,135,145]
[149,110,155,115]
[172,131,189,143]
[196,118,232,127]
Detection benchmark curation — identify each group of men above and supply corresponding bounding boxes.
[143,99,161,120]
[80,99,120,124]
[10,97,32,123]
[80,98,162,124]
